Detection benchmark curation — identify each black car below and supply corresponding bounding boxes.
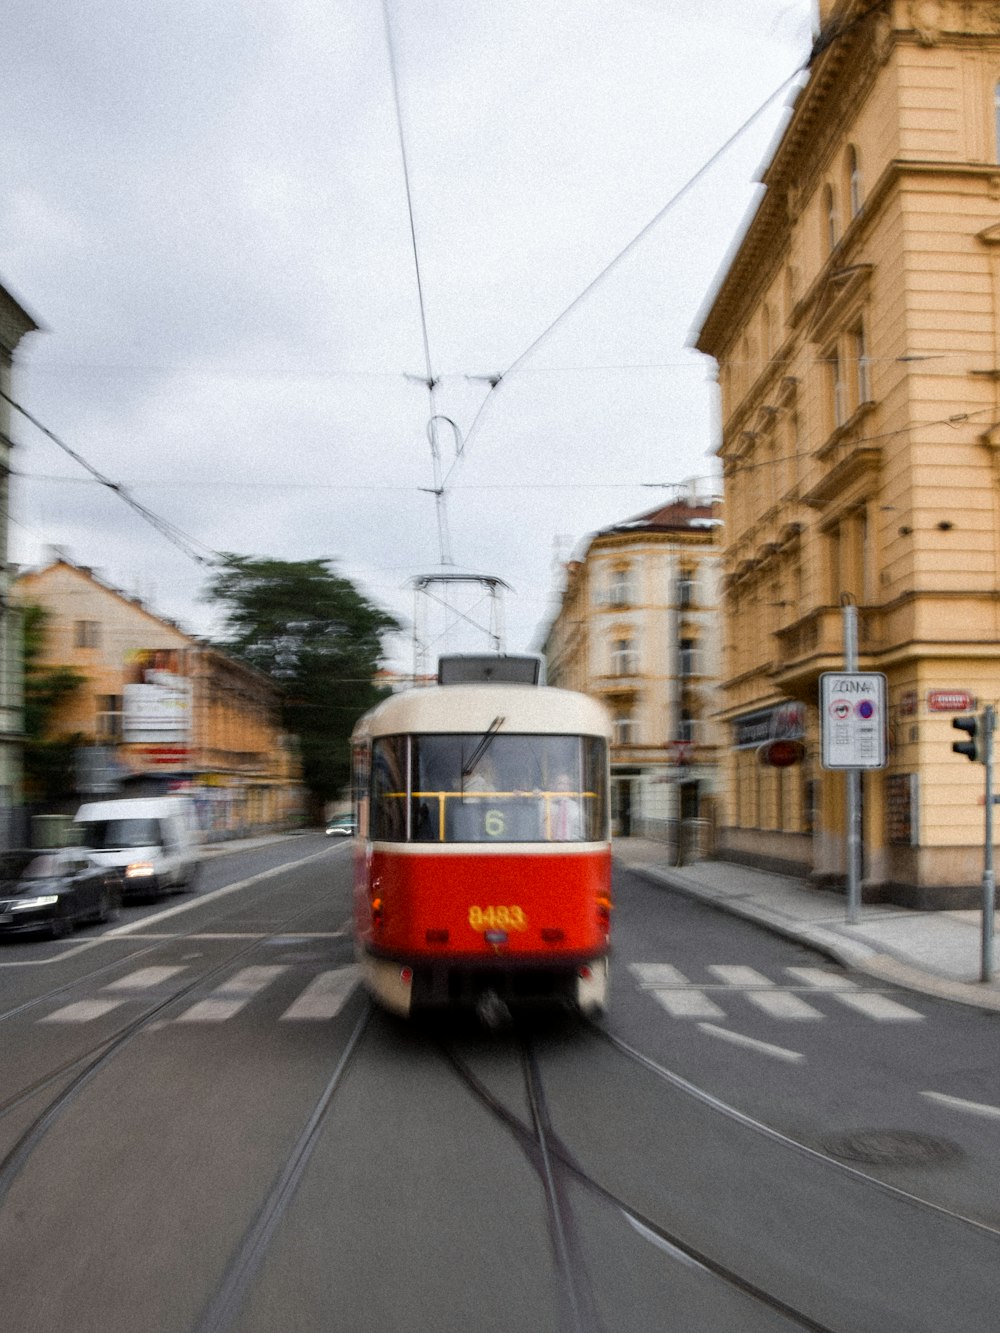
[0,849,122,939]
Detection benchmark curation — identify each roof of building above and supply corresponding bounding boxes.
[15,557,193,638]
[600,499,722,537]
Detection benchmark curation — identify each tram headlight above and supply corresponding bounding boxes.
[125,861,155,880]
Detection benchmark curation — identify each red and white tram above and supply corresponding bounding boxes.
[350,655,613,1019]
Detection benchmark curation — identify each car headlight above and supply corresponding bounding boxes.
[125,862,155,879]
[11,896,60,910]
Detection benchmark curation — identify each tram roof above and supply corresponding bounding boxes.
[352,683,612,740]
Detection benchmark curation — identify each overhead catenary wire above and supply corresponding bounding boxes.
[381,0,458,567]
[0,387,221,567]
[452,1,892,465]
[452,68,808,465]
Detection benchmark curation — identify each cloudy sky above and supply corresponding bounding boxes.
[2,0,816,672]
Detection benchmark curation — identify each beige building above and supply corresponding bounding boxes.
[14,557,303,836]
[696,0,1000,904]
[541,493,724,847]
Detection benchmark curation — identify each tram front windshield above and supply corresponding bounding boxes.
[370,734,607,843]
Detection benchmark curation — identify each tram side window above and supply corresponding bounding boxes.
[371,736,407,841]
[582,736,609,841]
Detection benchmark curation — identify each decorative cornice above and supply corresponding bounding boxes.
[0,286,39,356]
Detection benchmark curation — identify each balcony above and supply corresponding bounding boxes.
[772,605,884,695]
[593,673,641,700]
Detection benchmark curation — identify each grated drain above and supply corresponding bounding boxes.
[821,1129,964,1167]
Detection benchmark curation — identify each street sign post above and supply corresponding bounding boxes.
[819,672,888,770]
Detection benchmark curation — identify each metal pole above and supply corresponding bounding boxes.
[982,704,995,983]
[843,602,861,925]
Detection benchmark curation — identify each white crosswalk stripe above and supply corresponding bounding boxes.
[279,967,360,1020]
[175,966,288,1022]
[41,999,127,1023]
[103,966,189,991]
[630,963,725,1019]
[630,962,924,1024]
[707,966,823,1020]
[785,967,923,1021]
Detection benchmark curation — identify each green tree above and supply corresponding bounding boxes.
[203,556,400,816]
[22,604,88,803]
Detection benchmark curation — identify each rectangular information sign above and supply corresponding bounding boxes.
[819,672,888,770]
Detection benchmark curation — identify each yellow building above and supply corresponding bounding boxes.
[14,557,303,836]
[696,0,1000,904]
[541,492,724,849]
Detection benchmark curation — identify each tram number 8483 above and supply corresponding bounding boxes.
[468,904,527,931]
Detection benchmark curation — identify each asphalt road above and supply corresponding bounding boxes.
[0,837,997,1333]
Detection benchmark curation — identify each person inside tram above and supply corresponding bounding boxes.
[463,755,500,793]
[549,771,583,841]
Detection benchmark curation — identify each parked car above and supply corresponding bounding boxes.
[325,814,356,837]
[0,849,122,939]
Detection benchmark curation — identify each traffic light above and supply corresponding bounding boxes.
[952,714,983,763]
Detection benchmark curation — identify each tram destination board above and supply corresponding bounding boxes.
[819,671,888,770]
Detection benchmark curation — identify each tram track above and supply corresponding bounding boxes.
[0,841,339,1026]
[0,880,352,1206]
[193,1001,372,1333]
[591,1021,1000,1238]
[437,1025,837,1333]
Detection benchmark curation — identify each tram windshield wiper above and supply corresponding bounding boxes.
[462,716,505,782]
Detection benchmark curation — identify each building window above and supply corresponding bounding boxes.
[614,713,637,746]
[826,345,846,428]
[679,638,698,677]
[677,710,696,743]
[846,145,863,218]
[611,638,637,676]
[96,695,123,741]
[995,81,1000,161]
[823,184,839,252]
[677,570,695,608]
[74,620,100,649]
[853,323,871,404]
[609,566,635,607]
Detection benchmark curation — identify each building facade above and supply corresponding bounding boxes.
[0,282,38,847]
[541,494,724,850]
[13,558,303,836]
[696,0,1000,904]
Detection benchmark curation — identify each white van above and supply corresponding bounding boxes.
[72,796,201,899]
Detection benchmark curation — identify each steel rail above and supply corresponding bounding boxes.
[439,1030,837,1333]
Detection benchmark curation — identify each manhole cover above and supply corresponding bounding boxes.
[821,1130,964,1166]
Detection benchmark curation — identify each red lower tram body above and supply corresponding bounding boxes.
[354,844,612,1016]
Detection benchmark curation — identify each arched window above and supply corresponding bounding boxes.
[823,184,839,252]
[846,145,863,218]
[784,266,797,322]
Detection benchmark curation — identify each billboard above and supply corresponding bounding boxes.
[123,669,192,743]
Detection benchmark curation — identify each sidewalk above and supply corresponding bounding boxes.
[612,838,1000,1013]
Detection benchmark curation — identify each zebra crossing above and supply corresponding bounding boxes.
[630,963,924,1023]
[32,958,925,1029]
[39,964,361,1026]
